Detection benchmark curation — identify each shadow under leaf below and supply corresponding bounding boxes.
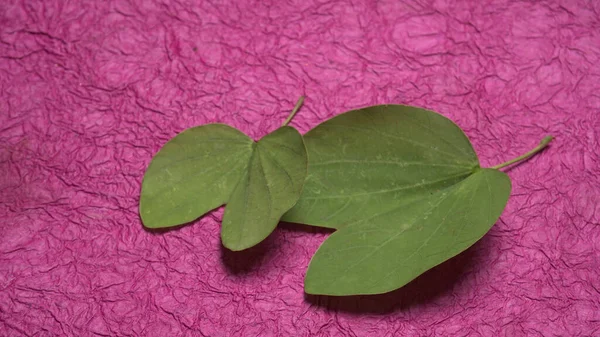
[279,221,336,235]
[220,232,274,275]
[220,221,334,275]
[141,207,224,235]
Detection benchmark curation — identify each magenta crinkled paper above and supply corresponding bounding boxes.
[1,0,599,336]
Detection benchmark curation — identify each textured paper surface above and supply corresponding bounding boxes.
[1,1,599,336]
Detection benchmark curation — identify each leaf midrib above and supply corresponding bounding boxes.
[301,170,472,200]
[309,159,473,169]
[258,144,296,191]
[148,139,252,172]
[143,148,251,201]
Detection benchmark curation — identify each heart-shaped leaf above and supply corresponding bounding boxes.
[281,105,547,295]
[140,99,307,251]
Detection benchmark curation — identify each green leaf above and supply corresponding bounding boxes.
[283,105,480,228]
[305,168,510,295]
[280,105,513,295]
[140,116,307,251]
[220,127,307,250]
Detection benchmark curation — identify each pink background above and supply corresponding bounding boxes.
[1,0,599,336]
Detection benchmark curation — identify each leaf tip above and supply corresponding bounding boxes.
[140,220,160,229]
[303,280,322,296]
[221,234,256,252]
[303,269,341,296]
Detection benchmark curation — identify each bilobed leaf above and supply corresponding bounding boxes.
[281,105,512,295]
[221,127,307,250]
[140,120,307,251]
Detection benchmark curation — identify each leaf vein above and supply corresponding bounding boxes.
[367,184,465,291]
[310,160,472,169]
[258,145,295,190]
[302,171,470,200]
[408,113,474,159]
[259,138,303,157]
[321,123,473,163]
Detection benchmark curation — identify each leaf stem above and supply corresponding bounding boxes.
[282,96,305,126]
[490,135,554,170]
